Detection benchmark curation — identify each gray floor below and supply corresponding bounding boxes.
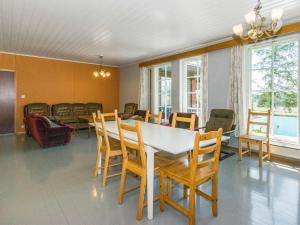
[1,131,300,225]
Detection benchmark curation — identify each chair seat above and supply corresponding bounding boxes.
[239,134,267,142]
[161,162,214,186]
[127,155,176,175]
[156,151,188,162]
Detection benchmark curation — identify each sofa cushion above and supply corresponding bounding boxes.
[86,102,103,115]
[52,103,76,123]
[24,103,50,117]
[72,103,88,117]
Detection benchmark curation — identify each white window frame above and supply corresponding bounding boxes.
[148,63,172,121]
[245,34,300,145]
[181,56,203,117]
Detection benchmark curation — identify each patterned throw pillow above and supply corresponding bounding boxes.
[42,116,61,128]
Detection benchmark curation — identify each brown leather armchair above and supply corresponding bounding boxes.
[119,103,138,119]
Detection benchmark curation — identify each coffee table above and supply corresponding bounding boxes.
[77,115,93,138]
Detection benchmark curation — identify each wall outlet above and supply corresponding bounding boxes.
[20,94,26,99]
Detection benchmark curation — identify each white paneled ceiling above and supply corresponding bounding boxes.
[0,0,300,66]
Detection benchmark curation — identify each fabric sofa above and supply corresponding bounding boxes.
[27,114,74,148]
[51,102,103,128]
[24,102,103,133]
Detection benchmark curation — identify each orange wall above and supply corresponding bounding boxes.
[0,53,120,133]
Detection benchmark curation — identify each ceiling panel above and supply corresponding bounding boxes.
[0,0,299,66]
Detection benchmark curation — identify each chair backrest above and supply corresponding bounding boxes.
[205,109,235,132]
[117,118,146,170]
[190,128,223,181]
[124,103,138,115]
[171,112,196,131]
[247,109,271,138]
[145,111,162,125]
[92,110,118,151]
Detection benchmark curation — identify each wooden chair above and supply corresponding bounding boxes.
[145,111,163,125]
[238,109,271,167]
[93,109,122,187]
[117,118,174,220]
[159,128,223,225]
[172,112,196,131]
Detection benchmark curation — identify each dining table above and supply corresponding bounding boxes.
[90,119,230,220]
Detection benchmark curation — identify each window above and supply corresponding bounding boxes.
[248,36,299,143]
[182,57,202,118]
[147,64,172,121]
[157,65,172,120]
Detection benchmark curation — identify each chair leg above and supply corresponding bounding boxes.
[188,187,196,225]
[118,162,127,204]
[258,141,263,167]
[167,178,172,197]
[211,175,218,217]
[102,154,110,187]
[267,141,271,160]
[183,185,188,199]
[238,139,243,160]
[247,142,251,157]
[137,174,146,221]
[94,147,101,177]
[159,172,165,212]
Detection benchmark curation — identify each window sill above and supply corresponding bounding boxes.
[270,139,300,150]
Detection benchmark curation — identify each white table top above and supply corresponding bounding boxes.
[90,120,230,155]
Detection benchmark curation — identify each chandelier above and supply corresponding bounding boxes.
[93,55,111,78]
[232,0,283,42]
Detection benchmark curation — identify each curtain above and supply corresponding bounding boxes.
[228,45,247,136]
[138,67,149,110]
[200,53,209,127]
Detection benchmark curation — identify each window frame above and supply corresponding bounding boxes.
[148,63,172,121]
[245,34,300,145]
[181,56,203,117]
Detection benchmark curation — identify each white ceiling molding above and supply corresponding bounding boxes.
[0,51,119,68]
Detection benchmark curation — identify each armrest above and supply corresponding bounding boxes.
[223,129,235,136]
[195,126,206,131]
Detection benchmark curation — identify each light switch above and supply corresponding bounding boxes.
[20,94,26,99]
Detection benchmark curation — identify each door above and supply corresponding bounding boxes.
[0,71,15,134]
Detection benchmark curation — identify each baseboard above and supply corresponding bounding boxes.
[229,146,300,167]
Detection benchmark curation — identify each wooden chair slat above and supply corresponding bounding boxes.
[145,111,162,125]
[171,112,196,131]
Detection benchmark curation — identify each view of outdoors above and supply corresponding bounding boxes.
[185,58,202,117]
[250,38,299,141]
[158,65,172,120]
